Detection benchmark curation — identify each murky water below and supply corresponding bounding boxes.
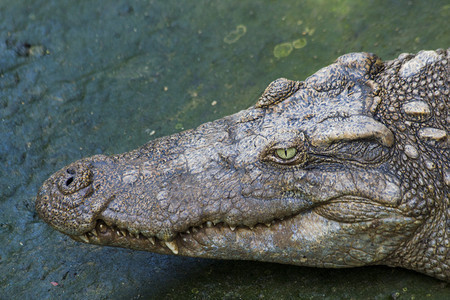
[1,0,449,298]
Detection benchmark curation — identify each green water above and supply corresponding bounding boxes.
[0,0,449,298]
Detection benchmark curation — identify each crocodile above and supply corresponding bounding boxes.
[36,49,449,281]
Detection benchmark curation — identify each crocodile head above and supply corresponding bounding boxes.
[36,50,449,281]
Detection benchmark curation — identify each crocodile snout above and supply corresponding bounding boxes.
[36,155,112,235]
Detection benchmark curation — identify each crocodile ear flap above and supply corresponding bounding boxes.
[256,78,302,108]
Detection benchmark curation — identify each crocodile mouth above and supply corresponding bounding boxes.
[69,196,402,255]
[71,216,289,255]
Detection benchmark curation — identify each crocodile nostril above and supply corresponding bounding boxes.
[57,162,94,195]
[66,177,74,186]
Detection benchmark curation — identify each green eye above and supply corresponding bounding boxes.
[275,148,297,160]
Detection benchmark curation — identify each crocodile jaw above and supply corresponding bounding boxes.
[69,196,418,268]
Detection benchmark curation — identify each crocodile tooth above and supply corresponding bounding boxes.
[185,229,190,234]
[148,237,155,245]
[120,229,127,236]
[199,224,203,229]
[192,227,198,233]
[90,229,98,237]
[116,230,123,236]
[99,223,108,234]
[165,241,179,254]
[79,234,89,243]
[229,226,236,231]
[206,221,213,228]
[264,223,271,227]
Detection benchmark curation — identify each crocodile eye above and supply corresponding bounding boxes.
[276,148,297,160]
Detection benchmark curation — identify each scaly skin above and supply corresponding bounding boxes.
[36,49,449,281]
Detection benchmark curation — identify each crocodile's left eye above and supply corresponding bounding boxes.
[276,148,297,160]
[261,133,308,166]
[261,146,307,166]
